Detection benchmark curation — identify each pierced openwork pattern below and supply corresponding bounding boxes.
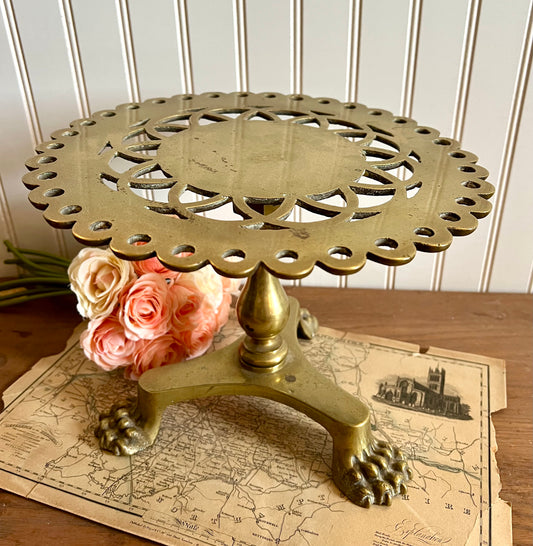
[24,92,494,279]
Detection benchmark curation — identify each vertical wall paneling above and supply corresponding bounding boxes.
[451,0,482,141]
[115,0,140,103]
[394,0,468,291]
[174,0,194,94]
[233,0,248,92]
[479,2,533,293]
[399,0,421,120]
[0,173,16,277]
[0,2,18,276]
[347,0,409,290]
[13,0,80,147]
[187,0,235,94]
[71,0,129,111]
[128,1,184,99]
[0,0,530,292]
[356,0,408,112]
[440,0,531,292]
[290,0,302,95]
[58,0,90,118]
[410,0,469,136]
[430,0,480,291]
[246,0,290,93]
[0,0,67,262]
[385,0,422,291]
[488,73,533,292]
[0,174,16,243]
[302,0,349,98]
[2,1,41,141]
[345,0,361,104]
[0,1,28,272]
[16,0,88,257]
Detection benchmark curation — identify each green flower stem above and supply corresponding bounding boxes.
[21,270,68,279]
[3,240,70,263]
[10,266,68,279]
[12,248,71,266]
[3,240,66,276]
[0,241,73,309]
[0,289,73,308]
[0,276,69,290]
[0,287,64,301]
[5,258,69,269]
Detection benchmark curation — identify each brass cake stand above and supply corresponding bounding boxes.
[23,92,494,508]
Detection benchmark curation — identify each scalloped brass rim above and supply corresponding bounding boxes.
[24,91,494,279]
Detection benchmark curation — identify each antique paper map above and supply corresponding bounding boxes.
[0,318,511,545]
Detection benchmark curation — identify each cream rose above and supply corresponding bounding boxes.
[68,248,136,319]
[80,314,134,371]
[119,273,173,340]
[214,291,232,331]
[181,267,224,311]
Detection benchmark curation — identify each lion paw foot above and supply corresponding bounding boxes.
[335,440,412,508]
[95,405,151,456]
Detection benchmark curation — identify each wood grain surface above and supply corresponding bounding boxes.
[0,288,531,545]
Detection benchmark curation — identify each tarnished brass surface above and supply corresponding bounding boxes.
[237,265,289,370]
[23,91,494,280]
[95,296,411,507]
[25,92,494,508]
[297,308,319,340]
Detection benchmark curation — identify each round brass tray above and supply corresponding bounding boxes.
[23,92,494,279]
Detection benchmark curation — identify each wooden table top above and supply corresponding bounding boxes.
[0,288,531,545]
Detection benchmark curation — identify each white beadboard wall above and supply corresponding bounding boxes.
[0,0,531,292]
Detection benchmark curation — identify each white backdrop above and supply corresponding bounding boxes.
[1,0,531,292]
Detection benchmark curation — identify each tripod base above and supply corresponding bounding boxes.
[96,297,411,508]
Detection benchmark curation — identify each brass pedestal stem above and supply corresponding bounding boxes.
[96,266,411,507]
[237,265,289,371]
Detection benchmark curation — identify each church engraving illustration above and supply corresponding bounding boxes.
[374,366,472,420]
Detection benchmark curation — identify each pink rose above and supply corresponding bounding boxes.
[132,256,181,280]
[80,314,134,371]
[167,271,236,359]
[177,304,218,359]
[68,248,136,319]
[125,334,187,380]
[119,273,173,340]
[169,282,203,331]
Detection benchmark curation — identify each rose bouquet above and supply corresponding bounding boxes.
[68,248,239,380]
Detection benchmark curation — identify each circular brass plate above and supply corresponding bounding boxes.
[23,92,494,279]
[158,121,365,199]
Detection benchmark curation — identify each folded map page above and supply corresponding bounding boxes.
[0,316,511,545]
